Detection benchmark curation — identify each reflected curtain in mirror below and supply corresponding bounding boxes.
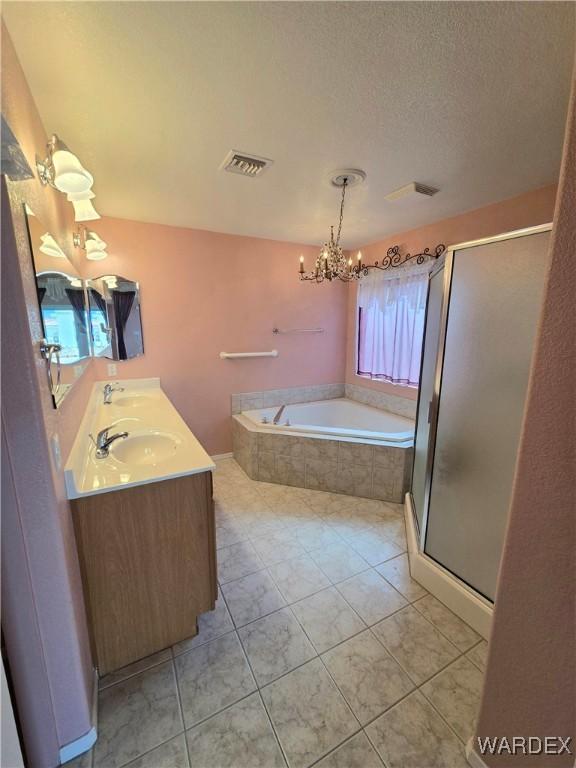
[112,289,135,360]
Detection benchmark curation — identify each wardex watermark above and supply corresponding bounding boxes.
[477,736,572,756]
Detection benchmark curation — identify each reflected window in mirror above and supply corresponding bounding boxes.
[36,272,90,362]
[24,205,92,408]
[86,276,144,360]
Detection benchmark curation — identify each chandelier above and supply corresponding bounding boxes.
[299,175,361,283]
[299,170,446,283]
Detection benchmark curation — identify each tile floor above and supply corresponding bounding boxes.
[69,458,488,768]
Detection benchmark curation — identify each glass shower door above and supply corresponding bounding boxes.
[424,230,550,601]
[411,260,448,533]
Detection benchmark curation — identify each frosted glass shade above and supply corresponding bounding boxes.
[52,149,94,194]
[85,230,108,260]
[72,198,100,222]
[86,248,108,262]
[39,233,65,258]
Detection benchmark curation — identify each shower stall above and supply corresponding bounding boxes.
[408,224,552,634]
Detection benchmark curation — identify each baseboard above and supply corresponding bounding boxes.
[212,452,234,461]
[58,668,98,765]
[404,494,493,639]
[466,738,489,768]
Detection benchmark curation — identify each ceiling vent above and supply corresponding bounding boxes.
[220,150,273,178]
[384,182,439,201]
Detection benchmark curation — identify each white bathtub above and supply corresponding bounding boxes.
[242,398,414,445]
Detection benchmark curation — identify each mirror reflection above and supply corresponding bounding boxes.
[24,205,91,408]
[86,276,144,360]
[36,271,90,362]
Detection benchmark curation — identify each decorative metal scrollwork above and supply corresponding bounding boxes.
[299,243,446,283]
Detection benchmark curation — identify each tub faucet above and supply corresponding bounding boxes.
[92,425,129,458]
[103,383,125,405]
[273,404,286,425]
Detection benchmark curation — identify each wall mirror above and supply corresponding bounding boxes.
[86,276,144,360]
[24,206,91,407]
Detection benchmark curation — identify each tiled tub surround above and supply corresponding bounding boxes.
[231,384,346,415]
[232,414,413,504]
[74,458,485,768]
[345,383,417,420]
[231,382,417,420]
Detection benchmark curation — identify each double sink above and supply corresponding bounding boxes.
[98,393,181,467]
[64,379,216,500]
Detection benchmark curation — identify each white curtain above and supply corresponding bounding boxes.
[357,261,430,387]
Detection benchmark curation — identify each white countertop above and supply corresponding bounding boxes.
[64,378,215,499]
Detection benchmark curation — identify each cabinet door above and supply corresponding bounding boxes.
[73,472,216,674]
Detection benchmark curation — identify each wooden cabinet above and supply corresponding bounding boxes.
[72,471,216,675]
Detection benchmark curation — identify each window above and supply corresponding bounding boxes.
[356,265,429,387]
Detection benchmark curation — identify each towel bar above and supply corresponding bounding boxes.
[272,327,324,334]
[219,350,279,359]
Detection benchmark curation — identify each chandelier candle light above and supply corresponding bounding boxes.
[299,170,445,282]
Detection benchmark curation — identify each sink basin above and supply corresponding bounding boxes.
[114,395,155,409]
[111,431,181,466]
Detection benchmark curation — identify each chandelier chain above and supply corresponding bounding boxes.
[335,177,347,246]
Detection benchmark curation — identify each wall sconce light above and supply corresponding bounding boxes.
[68,277,83,288]
[67,190,100,222]
[39,233,66,259]
[73,226,108,260]
[36,134,94,194]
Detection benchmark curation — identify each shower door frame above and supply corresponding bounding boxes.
[410,223,553,599]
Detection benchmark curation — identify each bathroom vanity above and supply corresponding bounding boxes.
[66,379,216,675]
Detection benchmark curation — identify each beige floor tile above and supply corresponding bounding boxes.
[94,662,182,768]
[321,631,414,725]
[217,540,265,584]
[291,587,366,653]
[466,640,489,671]
[366,691,468,768]
[337,570,407,625]
[238,607,316,685]
[372,606,459,685]
[250,530,306,566]
[221,570,286,626]
[421,656,484,742]
[175,633,256,728]
[414,595,481,651]
[346,530,404,567]
[308,541,370,583]
[172,591,234,654]
[268,554,331,603]
[375,554,427,602]
[315,732,384,768]
[261,658,359,768]
[186,693,286,767]
[124,735,189,768]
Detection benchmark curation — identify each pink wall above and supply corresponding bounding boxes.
[85,218,348,455]
[473,68,575,766]
[345,184,558,403]
[1,23,94,763]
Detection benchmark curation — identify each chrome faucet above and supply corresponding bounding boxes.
[92,425,129,458]
[272,404,286,425]
[103,382,125,405]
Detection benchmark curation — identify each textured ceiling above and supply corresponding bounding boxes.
[3,2,575,247]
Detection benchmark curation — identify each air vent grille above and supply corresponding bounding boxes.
[385,182,439,201]
[221,150,273,178]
